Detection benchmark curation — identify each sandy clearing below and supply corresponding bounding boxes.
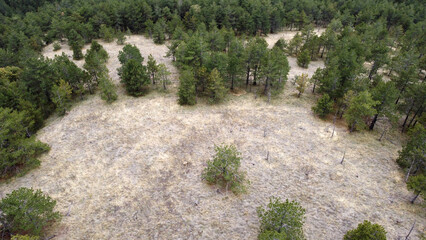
[264,28,326,48]
[42,35,179,85]
[0,32,424,240]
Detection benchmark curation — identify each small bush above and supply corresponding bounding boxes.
[343,220,387,240]
[0,188,61,237]
[312,93,334,118]
[99,75,117,103]
[257,197,306,240]
[202,144,248,194]
[53,42,61,51]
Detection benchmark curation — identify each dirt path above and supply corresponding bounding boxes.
[1,34,423,240]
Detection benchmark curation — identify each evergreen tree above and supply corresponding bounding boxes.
[202,144,248,194]
[207,68,227,104]
[369,80,398,130]
[343,220,387,240]
[120,59,149,96]
[312,94,334,118]
[257,197,306,240]
[295,74,309,97]
[153,21,165,44]
[260,48,289,101]
[297,49,311,68]
[227,39,245,90]
[147,54,158,84]
[407,174,426,204]
[99,24,114,42]
[116,31,126,45]
[83,41,109,94]
[396,125,425,181]
[0,188,61,236]
[287,33,303,56]
[156,63,171,91]
[178,69,196,105]
[99,75,117,103]
[344,91,378,132]
[51,79,72,115]
[117,44,144,77]
[67,29,84,60]
[0,108,49,178]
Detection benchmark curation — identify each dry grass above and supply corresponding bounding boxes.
[0,34,424,240]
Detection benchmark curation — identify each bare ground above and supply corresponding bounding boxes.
[0,34,424,240]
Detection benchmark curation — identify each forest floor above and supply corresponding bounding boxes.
[0,31,424,239]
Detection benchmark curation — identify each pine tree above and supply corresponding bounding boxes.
[0,108,50,178]
[117,44,143,77]
[312,94,334,118]
[227,39,245,90]
[407,174,426,204]
[156,63,171,91]
[207,68,227,104]
[396,125,425,182]
[51,79,72,115]
[297,49,311,68]
[99,24,114,42]
[257,197,306,240]
[116,31,126,45]
[343,91,378,132]
[120,59,149,96]
[67,29,84,60]
[153,21,165,44]
[0,188,61,236]
[369,80,398,130]
[147,54,158,84]
[295,74,309,97]
[343,220,387,240]
[99,75,117,103]
[202,144,248,194]
[178,69,196,105]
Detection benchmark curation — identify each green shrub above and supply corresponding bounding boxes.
[343,220,387,240]
[312,93,334,118]
[257,197,306,240]
[99,75,117,103]
[52,42,61,51]
[0,188,61,236]
[202,144,248,194]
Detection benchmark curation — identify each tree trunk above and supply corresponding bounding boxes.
[407,107,422,129]
[231,75,235,90]
[402,103,414,132]
[245,65,250,86]
[405,160,415,182]
[253,65,258,85]
[369,114,379,130]
[379,127,387,141]
[411,191,420,204]
[312,79,317,93]
[405,221,416,239]
[369,61,377,80]
[321,46,326,58]
[264,77,269,95]
[350,121,356,133]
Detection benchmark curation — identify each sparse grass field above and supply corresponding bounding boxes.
[0,33,424,239]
